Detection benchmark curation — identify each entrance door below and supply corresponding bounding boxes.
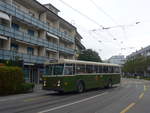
[29,68,38,84]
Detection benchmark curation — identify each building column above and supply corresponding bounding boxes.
[3,38,11,50]
[38,47,45,57]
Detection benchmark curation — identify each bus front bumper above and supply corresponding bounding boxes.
[43,87,64,92]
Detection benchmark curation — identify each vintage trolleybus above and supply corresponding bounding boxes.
[43,59,121,93]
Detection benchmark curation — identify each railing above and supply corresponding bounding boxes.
[0,24,75,55]
[0,49,74,64]
[59,45,75,55]
[0,1,74,43]
[0,49,48,64]
[0,25,58,51]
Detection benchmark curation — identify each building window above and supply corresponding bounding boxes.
[12,23,19,31]
[11,43,19,52]
[28,29,34,36]
[27,47,34,55]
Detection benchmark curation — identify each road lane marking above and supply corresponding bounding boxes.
[24,96,48,102]
[38,92,108,113]
[139,93,144,99]
[120,103,135,113]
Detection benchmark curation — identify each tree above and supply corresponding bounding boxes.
[122,55,150,76]
[77,49,102,62]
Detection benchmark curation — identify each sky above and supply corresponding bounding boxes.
[38,0,150,60]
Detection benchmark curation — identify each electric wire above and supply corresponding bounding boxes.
[89,0,118,24]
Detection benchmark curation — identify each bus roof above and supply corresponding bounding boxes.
[45,59,121,67]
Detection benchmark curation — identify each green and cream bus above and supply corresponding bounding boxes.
[42,59,121,93]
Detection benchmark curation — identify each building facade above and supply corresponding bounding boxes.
[0,0,83,83]
[108,55,125,65]
[127,46,150,60]
[75,32,85,59]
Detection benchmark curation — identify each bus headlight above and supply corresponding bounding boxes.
[57,80,61,87]
[44,81,46,86]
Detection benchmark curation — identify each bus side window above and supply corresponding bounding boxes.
[64,64,73,75]
[98,66,102,73]
[64,66,73,75]
[93,65,99,73]
[103,66,108,73]
[76,64,86,74]
[108,66,113,73]
[114,67,120,73]
[86,65,93,73]
[112,67,115,73]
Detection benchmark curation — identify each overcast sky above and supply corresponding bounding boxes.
[38,0,150,60]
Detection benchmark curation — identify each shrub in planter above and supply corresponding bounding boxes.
[17,83,35,93]
[0,66,24,95]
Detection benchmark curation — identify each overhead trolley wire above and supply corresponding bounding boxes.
[89,0,118,24]
[58,0,103,28]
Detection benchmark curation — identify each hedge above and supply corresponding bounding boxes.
[17,83,35,93]
[0,66,24,95]
[0,66,35,95]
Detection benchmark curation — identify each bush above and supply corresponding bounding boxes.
[0,66,24,95]
[17,83,35,93]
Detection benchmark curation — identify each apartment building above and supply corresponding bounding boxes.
[127,46,150,60]
[107,55,125,65]
[0,0,83,83]
[75,32,85,59]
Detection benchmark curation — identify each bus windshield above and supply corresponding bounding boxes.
[45,64,64,75]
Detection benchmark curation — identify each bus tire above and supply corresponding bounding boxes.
[108,80,112,88]
[76,81,85,93]
[105,80,112,88]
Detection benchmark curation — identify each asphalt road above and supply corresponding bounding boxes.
[0,78,150,113]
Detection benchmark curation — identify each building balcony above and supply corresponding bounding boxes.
[0,24,75,55]
[59,45,74,55]
[0,49,49,64]
[0,1,74,43]
[0,25,75,55]
[0,24,58,51]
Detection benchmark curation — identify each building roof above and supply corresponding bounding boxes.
[34,0,76,30]
[127,45,150,58]
[44,3,60,12]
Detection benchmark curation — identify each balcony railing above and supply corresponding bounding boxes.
[59,45,74,55]
[0,24,58,51]
[0,25,75,55]
[0,49,49,64]
[0,1,74,43]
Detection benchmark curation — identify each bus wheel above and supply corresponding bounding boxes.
[105,80,112,88]
[108,80,112,88]
[77,82,84,93]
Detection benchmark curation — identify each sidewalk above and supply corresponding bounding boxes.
[34,84,42,92]
[0,84,52,102]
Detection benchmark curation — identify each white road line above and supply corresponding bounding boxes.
[38,92,108,113]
